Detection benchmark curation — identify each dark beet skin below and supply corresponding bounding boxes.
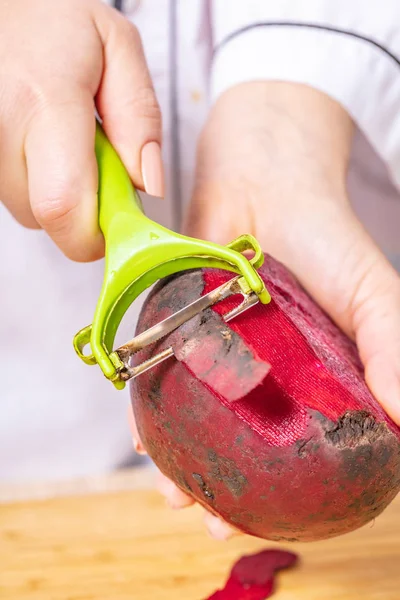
[130,256,400,542]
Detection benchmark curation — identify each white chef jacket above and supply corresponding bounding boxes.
[1,0,400,482]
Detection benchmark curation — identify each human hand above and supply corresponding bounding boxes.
[130,81,400,538]
[0,0,163,261]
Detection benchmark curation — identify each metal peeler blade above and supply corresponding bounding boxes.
[113,276,259,381]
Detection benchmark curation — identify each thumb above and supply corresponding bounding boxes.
[95,5,164,197]
[339,222,400,426]
[266,195,400,426]
[274,199,400,425]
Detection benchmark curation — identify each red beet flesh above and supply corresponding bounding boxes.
[130,256,400,541]
[206,549,298,599]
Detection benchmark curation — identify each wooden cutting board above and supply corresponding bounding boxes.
[1,469,399,599]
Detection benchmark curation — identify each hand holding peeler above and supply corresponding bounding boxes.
[73,123,270,389]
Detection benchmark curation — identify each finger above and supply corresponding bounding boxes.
[128,405,194,506]
[347,244,400,425]
[25,87,103,262]
[127,404,146,455]
[267,199,400,425]
[157,471,195,509]
[95,6,164,197]
[0,87,37,229]
[204,512,238,541]
[0,155,37,229]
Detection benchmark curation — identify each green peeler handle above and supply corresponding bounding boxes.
[95,124,145,235]
[73,122,270,389]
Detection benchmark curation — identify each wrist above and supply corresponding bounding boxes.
[208,81,354,192]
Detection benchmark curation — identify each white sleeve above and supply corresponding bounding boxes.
[211,0,400,188]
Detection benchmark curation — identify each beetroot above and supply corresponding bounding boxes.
[130,255,400,542]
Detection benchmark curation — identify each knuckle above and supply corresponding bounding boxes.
[32,192,103,263]
[5,77,75,129]
[32,191,78,232]
[1,76,42,122]
[119,18,142,46]
[129,86,162,123]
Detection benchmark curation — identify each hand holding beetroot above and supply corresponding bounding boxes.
[130,82,400,539]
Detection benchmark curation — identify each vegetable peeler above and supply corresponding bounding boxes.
[73,123,271,390]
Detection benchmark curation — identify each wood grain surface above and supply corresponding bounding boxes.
[1,468,399,599]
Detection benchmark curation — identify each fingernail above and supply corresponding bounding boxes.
[132,438,146,455]
[141,141,164,197]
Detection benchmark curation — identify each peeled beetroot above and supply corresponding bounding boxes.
[130,255,400,542]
